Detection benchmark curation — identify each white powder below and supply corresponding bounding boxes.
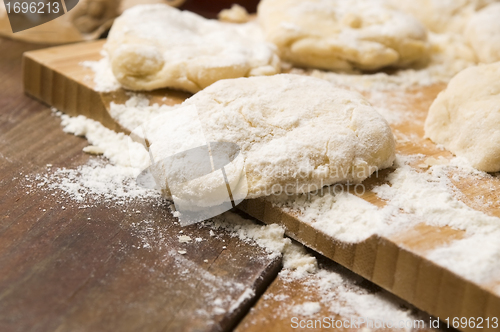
[32,159,159,205]
[60,113,150,171]
[427,233,500,289]
[309,270,415,324]
[178,235,192,243]
[256,266,425,329]
[108,93,178,132]
[81,53,121,92]
[292,302,321,317]
[271,154,500,286]
[373,157,500,235]
[212,211,318,275]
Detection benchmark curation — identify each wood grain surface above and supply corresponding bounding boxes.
[19,40,500,332]
[236,256,449,332]
[1,37,282,332]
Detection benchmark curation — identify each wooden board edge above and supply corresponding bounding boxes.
[22,44,125,134]
[237,201,500,332]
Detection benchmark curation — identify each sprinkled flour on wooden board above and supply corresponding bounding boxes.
[40,90,500,296]
[29,110,451,325]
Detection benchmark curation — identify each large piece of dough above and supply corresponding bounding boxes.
[425,63,500,172]
[143,74,396,207]
[105,4,280,93]
[257,0,429,71]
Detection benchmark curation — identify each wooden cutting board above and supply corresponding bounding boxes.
[23,40,500,332]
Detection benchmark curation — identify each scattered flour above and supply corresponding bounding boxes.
[32,159,159,205]
[309,269,415,324]
[292,301,321,317]
[81,54,120,92]
[108,93,178,132]
[271,154,500,287]
[60,112,150,171]
[212,212,318,275]
[48,92,500,290]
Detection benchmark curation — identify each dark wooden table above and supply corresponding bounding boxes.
[0,37,281,332]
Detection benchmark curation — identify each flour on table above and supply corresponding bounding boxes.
[60,113,150,171]
[32,159,159,205]
[274,155,500,252]
[292,302,321,317]
[81,53,120,92]
[108,93,178,132]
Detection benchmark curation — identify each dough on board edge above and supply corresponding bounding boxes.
[105,4,280,93]
[386,0,499,34]
[143,74,396,205]
[425,62,500,172]
[465,3,500,63]
[257,0,429,71]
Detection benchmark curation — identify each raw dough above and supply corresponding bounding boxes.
[143,74,396,203]
[218,4,250,23]
[387,0,498,33]
[425,62,500,172]
[257,0,429,71]
[465,3,500,63]
[105,4,280,93]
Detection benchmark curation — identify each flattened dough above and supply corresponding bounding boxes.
[388,0,498,33]
[465,3,500,63]
[425,63,500,172]
[145,74,396,201]
[257,0,429,71]
[105,4,280,93]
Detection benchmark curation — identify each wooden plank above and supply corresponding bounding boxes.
[1,38,281,332]
[22,40,500,331]
[235,257,447,332]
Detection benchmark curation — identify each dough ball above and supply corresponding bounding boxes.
[146,74,396,200]
[465,3,500,63]
[387,0,498,33]
[218,4,250,23]
[425,62,500,172]
[257,0,429,71]
[105,4,280,93]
